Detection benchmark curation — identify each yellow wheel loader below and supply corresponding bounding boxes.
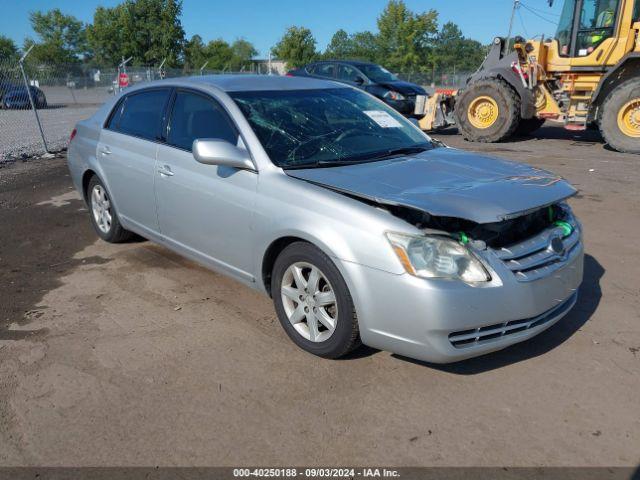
[421,0,640,154]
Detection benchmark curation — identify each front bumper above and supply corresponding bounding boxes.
[338,233,584,364]
[383,95,427,118]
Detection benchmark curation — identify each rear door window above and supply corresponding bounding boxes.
[313,63,336,78]
[166,90,238,151]
[109,89,171,141]
[337,64,362,83]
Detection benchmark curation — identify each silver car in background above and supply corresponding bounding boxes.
[67,75,583,363]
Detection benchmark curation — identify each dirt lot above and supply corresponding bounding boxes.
[0,126,639,467]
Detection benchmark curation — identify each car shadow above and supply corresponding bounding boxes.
[389,254,604,374]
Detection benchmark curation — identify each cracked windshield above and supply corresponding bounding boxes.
[231,88,432,168]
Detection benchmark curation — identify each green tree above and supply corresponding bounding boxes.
[23,9,88,64]
[348,31,379,62]
[324,29,379,62]
[229,39,257,71]
[184,36,256,72]
[324,29,351,58]
[87,6,121,65]
[271,26,318,69]
[183,34,207,70]
[432,22,486,73]
[376,0,438,72]
[205,39,233,70]
[88,0,185,66]
[0,35,19,62]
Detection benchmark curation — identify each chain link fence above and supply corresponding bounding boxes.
[0,60,263,163]
[0,59,470,163]
[397,71,473,91]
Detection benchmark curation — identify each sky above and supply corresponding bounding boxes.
[0,0,565,58]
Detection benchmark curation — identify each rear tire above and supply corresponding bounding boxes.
[516,117,545,136]
[86,175,134,243]
[455,78,521,143]
[599,78,640,154]
[272,242,361,359]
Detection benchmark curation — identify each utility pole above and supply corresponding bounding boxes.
[505,0,520,56]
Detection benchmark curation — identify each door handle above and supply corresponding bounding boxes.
[100,146,111,156]
[158,165,174,177]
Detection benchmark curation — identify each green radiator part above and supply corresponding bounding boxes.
[554,220,573,237]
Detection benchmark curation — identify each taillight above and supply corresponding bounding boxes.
[285,72,294,77]
[69,128,77,142]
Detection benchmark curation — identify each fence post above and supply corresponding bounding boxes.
[19,45,49,154]
[118,56,132,93]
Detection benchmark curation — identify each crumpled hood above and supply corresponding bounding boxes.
[286,147,577,224]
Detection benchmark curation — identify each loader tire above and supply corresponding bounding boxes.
[516,117,546,136]
[599,78,640,154]
[455,78,521,143]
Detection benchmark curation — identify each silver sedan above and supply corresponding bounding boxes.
[67,75,583,363]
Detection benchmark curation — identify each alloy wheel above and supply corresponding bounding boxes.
[280,262,338,343]
[91,185,112,234]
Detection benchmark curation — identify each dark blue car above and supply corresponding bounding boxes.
[1,83,48,109]
[287,60,428,118]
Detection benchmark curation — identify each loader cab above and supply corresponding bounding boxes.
[554,0,622,57]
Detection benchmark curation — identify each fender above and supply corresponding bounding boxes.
[466,38,536,119]
[591,53,640,105]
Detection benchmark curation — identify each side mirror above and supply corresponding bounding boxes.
[192,138,255,171]
[354,76,365,85]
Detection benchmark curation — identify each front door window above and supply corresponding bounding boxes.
[555,0,577,56]
[576,0,619,55]
[554,0,620,57]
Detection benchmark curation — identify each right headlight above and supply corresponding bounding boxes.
[383,90,406,101]
[386,232,490,283]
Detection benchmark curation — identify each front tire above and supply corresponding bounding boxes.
[599,78,640,154]
[272,242,361,359]
[455,78,521,143]
[87,176,134,243]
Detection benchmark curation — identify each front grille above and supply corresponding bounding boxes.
[449,292,578,349]
[492,221,581,282]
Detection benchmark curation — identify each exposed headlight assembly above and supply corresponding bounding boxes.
[383,90,406,101]
[386,232,490,283]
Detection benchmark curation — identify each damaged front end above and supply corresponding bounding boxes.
[386,201,575,250]
[384,200,581,283]
[286,147,582,283]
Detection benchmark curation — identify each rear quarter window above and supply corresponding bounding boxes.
[107,88,171,141]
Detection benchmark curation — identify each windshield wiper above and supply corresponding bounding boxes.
[282,145,431,170]
[350,145,431,162]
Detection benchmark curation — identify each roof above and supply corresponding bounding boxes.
[178,74,348,92]
[312,60,377,67]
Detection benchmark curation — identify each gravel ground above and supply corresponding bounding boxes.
[0,105,99,161]
[0,126,638,468]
